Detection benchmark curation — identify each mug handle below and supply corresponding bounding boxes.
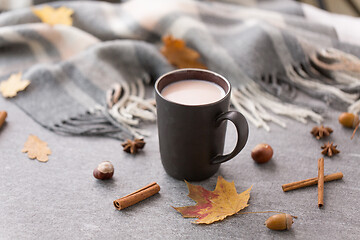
[211,111,249,165]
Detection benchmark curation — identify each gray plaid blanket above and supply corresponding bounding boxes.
[1,0,360,139]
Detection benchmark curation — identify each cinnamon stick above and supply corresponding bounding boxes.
[113,182,160,210]
[318,157,324,208]
[282,172,343,192]
[0,111,7,129]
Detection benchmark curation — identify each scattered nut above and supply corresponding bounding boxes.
[338,112,359,128]
[251,143,273,164]
[265,214,294,231]
[339,112,360,139]
[93,161,114,180]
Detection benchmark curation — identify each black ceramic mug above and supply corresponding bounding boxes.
[155,69,248,181]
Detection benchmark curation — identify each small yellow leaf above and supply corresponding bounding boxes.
[173,176,252,224]
[161,35,207,69]
[0,72,30,98]
[32,5,74,26]
[22,135,52,162]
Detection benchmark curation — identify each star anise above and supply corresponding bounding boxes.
[122,138,145,154]
[311,125,333,140]
[321,142,340,157]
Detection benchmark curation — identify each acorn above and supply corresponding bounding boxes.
[93,161,114,180]
[338,112,359,128]
[338,112,360,139]
[251,143,273,164]
[265,214,293,231]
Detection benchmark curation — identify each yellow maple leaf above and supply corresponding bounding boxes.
[32,5,74,26]
[22,135,52,162]
[173,176,252,224]
[0,72,30,98]
[161,35,207,69]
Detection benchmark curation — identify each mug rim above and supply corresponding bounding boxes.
[155,68,231,108]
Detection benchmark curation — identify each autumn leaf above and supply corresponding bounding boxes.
[32,5,74,26]
[173,176,252,224]
[0,72,30,98]
[22,135,52,162]
[161,35,207,69]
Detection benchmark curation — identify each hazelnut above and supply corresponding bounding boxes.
[251,143,273,164]
[93,161,114,180]
[265,214,293,231]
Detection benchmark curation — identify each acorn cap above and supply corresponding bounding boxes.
[285,214,293,230]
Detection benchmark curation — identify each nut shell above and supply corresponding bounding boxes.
[93,161,114,180]
[339,112,359,128]
[265,214,293,231]
[251,143,273,164]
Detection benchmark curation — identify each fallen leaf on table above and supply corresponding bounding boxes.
[32,5,74,26]
[173,176,252,224]
[161,35,207,69]
[22,135,52,162]
[0,72,30,98]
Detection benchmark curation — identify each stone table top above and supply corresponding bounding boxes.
[1,91,359,240]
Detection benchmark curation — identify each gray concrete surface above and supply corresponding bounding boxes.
[1,90,359,240]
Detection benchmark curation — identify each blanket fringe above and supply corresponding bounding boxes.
[310,48,360,114]
[52,109,133,140]
[106,79,156,139]
[310,48,360,90]
[231,83,323,131]
[311,48,360,77]
[53,78,155,140]
[257,48,360,116]
[53,47,360,137]
[286,65,358,104]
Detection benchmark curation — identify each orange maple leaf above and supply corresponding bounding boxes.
[22,135,52,162]
[32,5,74,26]
[161,35,207,69]
[173,176,252,224]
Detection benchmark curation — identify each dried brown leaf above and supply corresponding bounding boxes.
[0,72,30,98]
[161,35,207,69]
[22,135,52,162]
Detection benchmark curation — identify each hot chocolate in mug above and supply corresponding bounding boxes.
[155,69,248,181]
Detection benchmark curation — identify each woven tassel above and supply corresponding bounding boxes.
[231,82,323,131]
[52,47,360,136]
[52,108,133,140]
[107,79,156,139]
[53,77,155,140]
[310,48,360,87]
[286,65,358,105]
